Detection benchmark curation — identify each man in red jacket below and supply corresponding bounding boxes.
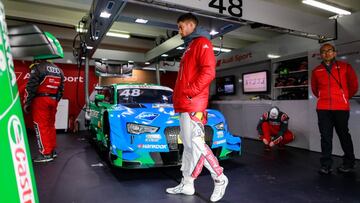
[166,13,227,202]
[311,43,358,175]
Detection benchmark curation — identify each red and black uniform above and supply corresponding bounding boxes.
[257,111,294,146]
[25,61,64,156]
[311,60,358,168]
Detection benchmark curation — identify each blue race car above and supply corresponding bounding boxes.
[88,84,241,168]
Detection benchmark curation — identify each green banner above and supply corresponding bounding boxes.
[0,1,39,203]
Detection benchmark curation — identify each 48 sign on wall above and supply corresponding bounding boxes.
[208,0,243,17]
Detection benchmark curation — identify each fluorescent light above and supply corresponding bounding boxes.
[145,62,150,65]
[302,0,351,15]
[267,54,281,59]
[176,46,185,50]
[100,11,111,18]
[143,67,165,71]
[128,60,134,63]
[102,58,108,61]
[135,18,148,24]
[210,30,219,36]
[106,32,130,38]
[213,47,231,53]
[86,46,93,50]
[161,54,168,57]
[81,57,86,59]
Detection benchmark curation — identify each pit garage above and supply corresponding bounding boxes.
[1,0,360,202]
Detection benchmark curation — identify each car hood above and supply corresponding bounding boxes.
[110,103,179,126]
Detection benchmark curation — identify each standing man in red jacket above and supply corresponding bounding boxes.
[166,13,227,202]
[24,60,64,163]
[311,43,358,175]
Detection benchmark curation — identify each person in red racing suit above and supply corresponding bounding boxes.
[166,13,228,202]
[24,60,64,163]
[257,107,294,150]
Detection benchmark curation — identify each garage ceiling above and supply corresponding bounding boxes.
[4,0,359,62]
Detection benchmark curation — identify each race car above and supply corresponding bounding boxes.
[88,83,241,168]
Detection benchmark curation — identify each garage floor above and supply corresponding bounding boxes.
[28,132,360,203]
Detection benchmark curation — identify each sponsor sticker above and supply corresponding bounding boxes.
[137,144,167,149]
[145,134,162,142]
[8,116,35,203]
[213,139,226,145]
[135,112,159,122]
[217,131,224,138]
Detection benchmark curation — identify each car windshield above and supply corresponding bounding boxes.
[117,88,173,104]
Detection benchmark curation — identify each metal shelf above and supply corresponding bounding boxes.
[274,85,308,89]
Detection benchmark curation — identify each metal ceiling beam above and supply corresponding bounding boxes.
[81,0,127,57]
[150,0,336,39]
[3,0,85,26]
[145,34,182,62]
[93,48,145,62]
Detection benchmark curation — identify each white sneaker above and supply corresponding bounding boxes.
[210,174,228,202]
[166,178,195,195]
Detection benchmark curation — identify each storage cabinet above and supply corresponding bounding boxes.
[272,56,308,100]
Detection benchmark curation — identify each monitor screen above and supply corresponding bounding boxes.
[242,71,268,93]
[216,75,236,95]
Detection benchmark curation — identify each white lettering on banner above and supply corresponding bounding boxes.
[8,116,35,203]
[138,144,167,149]
[22,73,84,83]
[64,76,84,83]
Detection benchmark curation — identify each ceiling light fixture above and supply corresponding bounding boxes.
[213,47,231,53]
[176,46,185,50]
[100,11,111,18]
[128,60,134,63]
[161,54,169,57]
[267,54,281,59]
[210,30,219,36]
[302,0,351,15]
[86,46,93,50]
[135,18,148,24]
[145,62,150,65]
[106,32,130,38]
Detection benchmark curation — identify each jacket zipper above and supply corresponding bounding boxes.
[328,72,331,109]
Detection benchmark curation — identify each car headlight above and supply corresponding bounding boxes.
[127,123,159,134]
[215,122,224,130]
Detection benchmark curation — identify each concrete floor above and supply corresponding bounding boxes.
[28,132,360,203]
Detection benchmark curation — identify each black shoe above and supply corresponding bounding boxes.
[337,165,354,173]
[318,167,332,175]
[33,154,54,163]
[52,150,57,158]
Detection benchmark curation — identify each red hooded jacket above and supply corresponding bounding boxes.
[173,36,216,113]
[311,60,358,110]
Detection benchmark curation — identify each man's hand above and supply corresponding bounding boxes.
[270,135,283,147]
[23,104,31,114]
[262,138,269,145]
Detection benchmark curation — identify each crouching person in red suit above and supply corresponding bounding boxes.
[257,107,294,150]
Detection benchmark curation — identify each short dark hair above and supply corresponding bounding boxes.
[177,13,199,26]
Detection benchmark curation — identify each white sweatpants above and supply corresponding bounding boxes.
[179,112,223,180]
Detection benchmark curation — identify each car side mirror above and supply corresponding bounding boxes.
[95,94,105,106]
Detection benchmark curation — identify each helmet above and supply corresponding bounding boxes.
[269,107,280,119]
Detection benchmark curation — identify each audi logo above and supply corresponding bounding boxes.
[46,66,60,74]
